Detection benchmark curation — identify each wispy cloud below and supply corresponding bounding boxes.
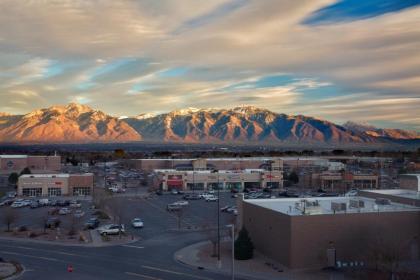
[0,0,419,130]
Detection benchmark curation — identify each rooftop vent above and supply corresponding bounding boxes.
[375,198,391,205]
[331,202,347,212]
[349,199,365,208]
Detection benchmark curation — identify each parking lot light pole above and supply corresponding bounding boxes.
[226,224,235,280]
[212,169,221,268]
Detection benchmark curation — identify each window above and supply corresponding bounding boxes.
[73,187,91,196]
[48,188,62,196]
[22,188,42,197]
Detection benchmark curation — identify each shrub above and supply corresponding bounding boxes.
[234,227,254,260]
[93,210,110,220]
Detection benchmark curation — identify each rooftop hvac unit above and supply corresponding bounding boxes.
[375,198,391,205]
[331,202,347,212]
[349,199,365,208]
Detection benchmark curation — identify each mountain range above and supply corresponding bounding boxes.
[0,103,418,145]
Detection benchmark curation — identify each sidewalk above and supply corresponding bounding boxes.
[175,240,346,280]
[0,261,23,279]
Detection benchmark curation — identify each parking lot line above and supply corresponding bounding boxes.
[121,245,145,249]
[141,265,213,280]
[125,271,163,280]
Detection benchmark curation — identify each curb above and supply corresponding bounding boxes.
[174,241,281,280]
[4,261,25,280]
[0,235,141,248]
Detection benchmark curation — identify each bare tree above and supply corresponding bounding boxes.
[3,208,18,232]
[107,198,127,238]
[175,208,184,230]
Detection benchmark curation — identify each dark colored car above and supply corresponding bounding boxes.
[183,194,200,200]
[84,218,100,229]
[155,190,163,196]
[45,217,61,228]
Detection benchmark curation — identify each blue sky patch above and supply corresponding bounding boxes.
[303,0,420,25]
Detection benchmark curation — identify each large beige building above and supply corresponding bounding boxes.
[240,196,420,269]
[18,173,93,197]
[154,168,282,191]
[0,155,61,175]
[127,157,283,172]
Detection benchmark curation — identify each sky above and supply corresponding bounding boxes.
[0,0,420,131]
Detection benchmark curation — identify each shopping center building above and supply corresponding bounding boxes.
[154,168,282,191]
[17,173,94,197]
[0,154,61,175]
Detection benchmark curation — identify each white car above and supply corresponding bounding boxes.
[173,200,189,206]
[205,196,218,202]
[11,201,27,208]
[345,189,358,197]
[199,193,213,199]
[59,207,72,215]
[98,224,125,236]
[74,210,85,218]
[131,218,144,228]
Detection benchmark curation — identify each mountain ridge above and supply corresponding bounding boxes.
[0,103,418,144]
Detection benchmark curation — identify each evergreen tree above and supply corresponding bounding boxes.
[234,227,254,260]
[8,172,19,186]
[20,167,31,176]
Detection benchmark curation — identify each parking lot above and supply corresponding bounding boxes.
[0,197,95,235]
[109,192,238,240]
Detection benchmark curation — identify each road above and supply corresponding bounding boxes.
[0,193,243,280]
[0,230,243,280]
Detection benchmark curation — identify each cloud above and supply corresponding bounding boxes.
[0,0,419,130]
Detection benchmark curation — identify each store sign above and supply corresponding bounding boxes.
[6,161,14,168]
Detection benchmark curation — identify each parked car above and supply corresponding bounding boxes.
[173,200,189,206]
[45,217,61,228]
[131,218,144,228]
[0,199,14,207]
[97,224,125,236]
[167,203,182,211]
[70,200,82,208]
[59,207,71,215]
[171,189,180,195]
[11,201,27,208]
[84,218,100,229]
[345,189,359,197]
[30,201,40,208]
[155,190,163,196]
[205,196,218,202]
[183,194,200,200]
[38,198,50,206]
[6,191,17,198]
[220,205,231,212]
[74,210,85,218]
[226,206,237,213]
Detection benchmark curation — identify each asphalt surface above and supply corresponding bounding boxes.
[0,193,243,280]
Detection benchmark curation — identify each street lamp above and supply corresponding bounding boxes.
[226,224,235,280]
[211,169,221,268]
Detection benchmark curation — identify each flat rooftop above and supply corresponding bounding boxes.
[20,173,93,178]
[245,196,420,216]
[362,189,420,201]
[20,174,70,178]
[0,155,28,159]
[154,168,269,174]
